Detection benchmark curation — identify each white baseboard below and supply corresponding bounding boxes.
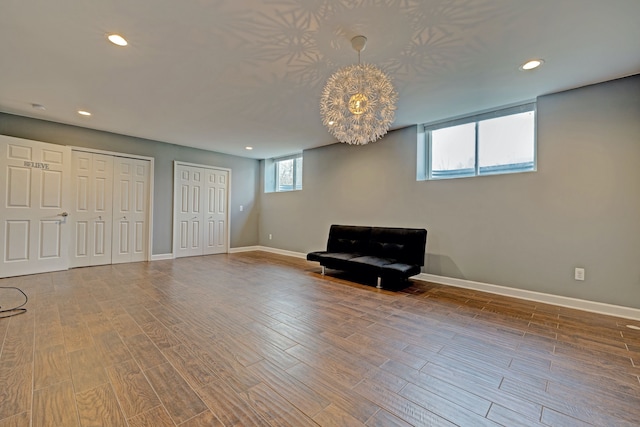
[229,246,261,253]
[151,253,173,261]
[253,246,307,259]
[416,273,640,321]
[228,247,640,321]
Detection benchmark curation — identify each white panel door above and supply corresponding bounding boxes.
[204,169,228,255]
[70,151,113,267]
[174,165,204,258]
[0,135,71,278]
[112,157,150,264]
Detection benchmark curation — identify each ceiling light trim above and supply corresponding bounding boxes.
[520,59,544,71]
[107,34,128,46]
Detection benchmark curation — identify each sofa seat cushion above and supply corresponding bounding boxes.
[381,263,422,278]
[306,251,326,262]
[348,256,395,268]
[313,252,362,261]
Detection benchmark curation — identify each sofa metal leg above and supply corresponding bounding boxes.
[321,266,325,276]
[376,277,382,289]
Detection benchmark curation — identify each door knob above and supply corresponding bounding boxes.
[58,212,69,217]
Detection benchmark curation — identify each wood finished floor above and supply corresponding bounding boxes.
[1,252,639,427]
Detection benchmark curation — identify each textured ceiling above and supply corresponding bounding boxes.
[1,0,639,159]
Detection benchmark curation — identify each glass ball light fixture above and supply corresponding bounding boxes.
[320,35,398,145]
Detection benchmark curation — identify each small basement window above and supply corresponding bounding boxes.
[417,103,536,180]
[265,153,303,193]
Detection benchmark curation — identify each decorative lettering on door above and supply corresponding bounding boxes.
[24,161,50,170]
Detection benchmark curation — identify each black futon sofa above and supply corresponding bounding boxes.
[307,225,427,289]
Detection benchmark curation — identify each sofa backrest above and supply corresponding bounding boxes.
[326,225,427,266]
[369,227,427,266]
[327,225,372,253]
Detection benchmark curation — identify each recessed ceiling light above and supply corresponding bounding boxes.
[245,146,253,150]
[520,59,544,71]
[107,34,128,46]
[78,110,92,116]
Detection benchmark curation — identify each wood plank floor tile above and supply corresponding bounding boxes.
[105,359,161,418]
[62,322,93,353]
[33,344,71,390]
[486,404,546,427]
[243,382,318,426]
[286,362,381,423]
[137,319,181,349]
[110,313,144,338]
[363,367,408,394]
[68,347,109,394]
[0,317,9,352]
[286,344,371,389]
[0,411,30,427]
[398,382,497,426]
[0,361,32,421]
[92,330,132,367]
[312,403,366,426]
[186,340,263,393]
[365,409,413,427]
[197,378,271,427]
[2,252,639,426]
[32,381,78,427]
[380,359,543,421]
[75,383,127,427]
[0,312,34,368]
[161,344,217,388]
[144,363,207,425]
[499,377,636,427]
[127,406,174,427]
[123,333,167,370]
[540,407,593,427]
[178,410,224,427]
[247,359,330,418]
[352,379,456,427]
[34,320,65,351]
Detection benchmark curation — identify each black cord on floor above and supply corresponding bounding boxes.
[0,287,28,319]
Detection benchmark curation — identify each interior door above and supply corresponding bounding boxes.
[70,151,113,267]
[204,169,228,255]
[174,165,204,258]
[0,135,71,278]
[112,157,150,264]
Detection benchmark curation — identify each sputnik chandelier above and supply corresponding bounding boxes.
[320,35,398,145]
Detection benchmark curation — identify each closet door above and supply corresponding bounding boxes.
[70,151,113,267]
[174,165,204,258]
[112,157,150,264]
[203,169,228,255]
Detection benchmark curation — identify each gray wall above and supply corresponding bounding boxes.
[259,75,640,309]
[0,113,260,254]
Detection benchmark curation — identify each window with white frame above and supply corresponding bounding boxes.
[265,154,303,192]
[418,103,536,180]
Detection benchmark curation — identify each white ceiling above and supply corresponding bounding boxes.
[1,0,639,160]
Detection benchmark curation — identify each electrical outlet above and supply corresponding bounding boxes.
[574,267,585,281]
[268,234,272,240]
[239,205,243,211]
